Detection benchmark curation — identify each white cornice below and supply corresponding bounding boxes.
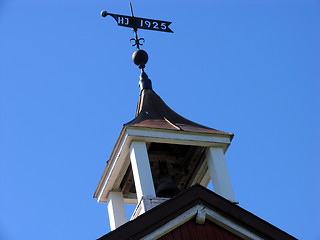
[95,127,232,203]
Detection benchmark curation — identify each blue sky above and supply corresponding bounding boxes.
[0,0,319,239]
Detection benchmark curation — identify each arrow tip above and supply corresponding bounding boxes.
[101,10,108,17]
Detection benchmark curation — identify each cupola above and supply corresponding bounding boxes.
[93,49,236,231]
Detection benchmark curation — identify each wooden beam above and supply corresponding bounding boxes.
[148,152,181,164]
[121,166,134,195]
[177,147,206,188]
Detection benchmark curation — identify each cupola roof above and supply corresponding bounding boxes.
[125,88,233,137]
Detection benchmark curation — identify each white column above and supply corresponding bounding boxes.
[130,141,156,202]
[206,147,235,202]
[107,191,127,231]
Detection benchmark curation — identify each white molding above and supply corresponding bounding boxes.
[142,204,263,240]
[123,193,138,205]
[126,127,231,147]
[205,208,263,240]
[131,197,169,220]
[96,127,231,203]
[142,205,202,240]
[97,133,130,202]
[195,209,206,224]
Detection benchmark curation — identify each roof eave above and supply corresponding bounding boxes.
[93,126,127,199]
[93,125,233,200]
[98,185,298,240]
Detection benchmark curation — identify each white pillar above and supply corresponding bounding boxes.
[206,147,235,202]
[107,191,127,231]
[130,141,156,202]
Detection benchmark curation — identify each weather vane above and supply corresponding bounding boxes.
[100,3,173,90]
[100,2,173,50]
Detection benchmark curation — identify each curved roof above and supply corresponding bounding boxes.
[125,88,233,137]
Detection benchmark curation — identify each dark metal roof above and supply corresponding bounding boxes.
[97,185,297,240]
[125,89,233,137]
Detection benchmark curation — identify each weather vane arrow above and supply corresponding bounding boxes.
[100,2,173,75]
[101,10,173,33]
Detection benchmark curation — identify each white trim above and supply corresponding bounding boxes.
[195,209,206,224]
[142,205,263,240]
[126,127,231,147]
[131,197,169,220]
[97,133,130,202]
[142,205,202,240]
[205,208,263,240]
[123,193,138,205]
[96,128,231,203]
[200,170,211,187]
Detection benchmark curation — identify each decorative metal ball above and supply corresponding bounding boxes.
[101,10,108,17]
[132,49,148,68]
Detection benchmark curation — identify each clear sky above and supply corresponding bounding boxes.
[0,0,319,239]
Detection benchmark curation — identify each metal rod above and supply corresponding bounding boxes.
[129,1,134,17]
[130,1,141,50]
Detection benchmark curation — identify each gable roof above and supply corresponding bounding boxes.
[97,185,297,240]
[157,217,243,240]
[125,89,233,137]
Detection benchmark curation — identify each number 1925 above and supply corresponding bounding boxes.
[141,20,167,30]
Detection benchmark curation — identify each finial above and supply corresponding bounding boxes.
[132,49,148,69]
[101,10,108,17]
[132,49,151,90]
[138,70,152,91]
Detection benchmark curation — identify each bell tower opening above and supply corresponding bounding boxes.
[149,142,207,196]
[119,142,208,200]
